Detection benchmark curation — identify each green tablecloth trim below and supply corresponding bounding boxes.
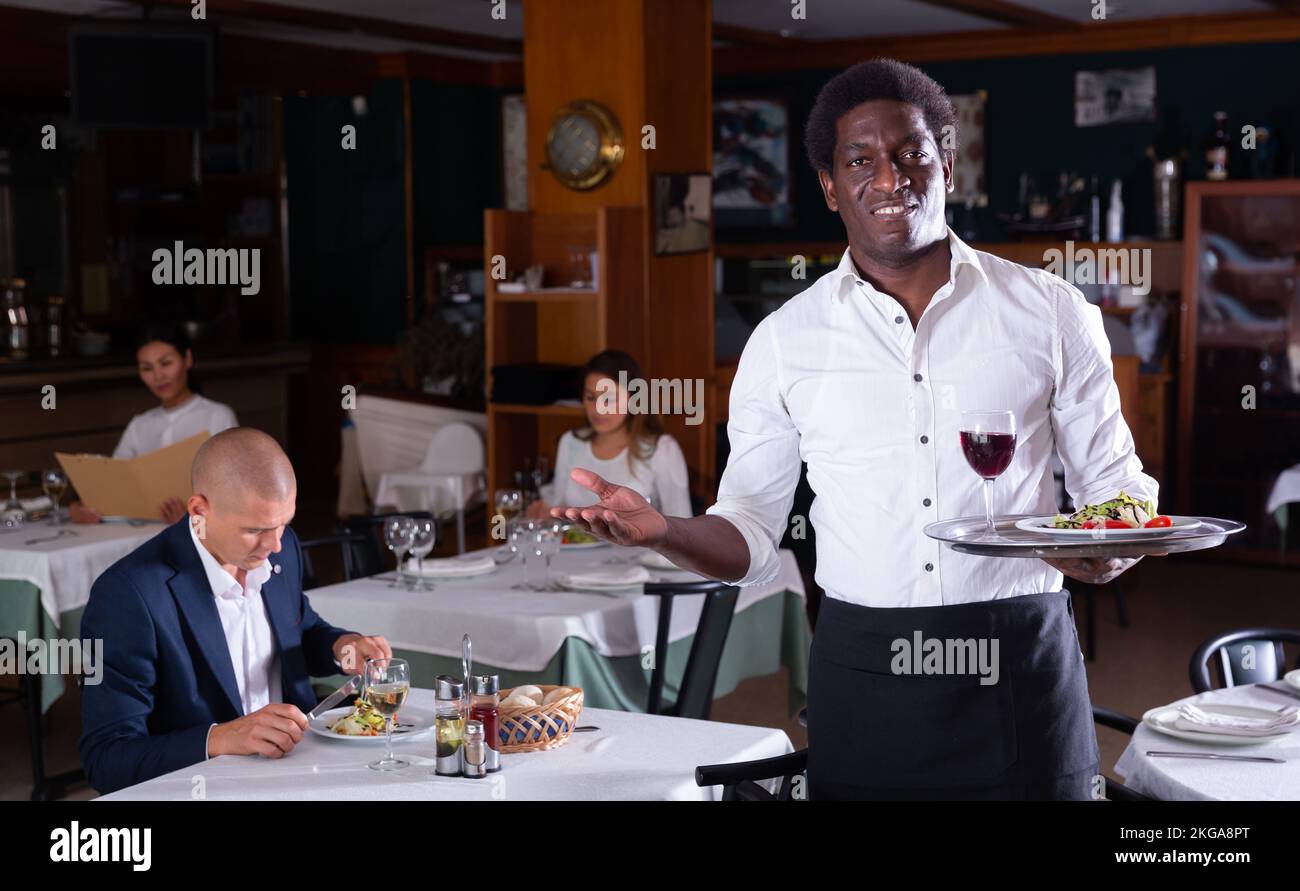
[0,579,85,714]
[314,589,810,715]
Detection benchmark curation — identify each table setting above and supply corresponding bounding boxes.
[305,528,809,713]
[95,684,794,801]
[1114,674,1300,800]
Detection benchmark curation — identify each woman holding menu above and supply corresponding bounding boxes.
[550,60,1156,800]
[70,324,237,524]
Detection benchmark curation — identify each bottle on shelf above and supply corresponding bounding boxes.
[1205,111,1230,181]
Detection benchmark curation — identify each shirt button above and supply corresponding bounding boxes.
[924,562,934,572]
[919,435,929,444]
[913,373,923,382]
[894,315,904,324]
[923,498,932,507]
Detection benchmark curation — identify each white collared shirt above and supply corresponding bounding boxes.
[113,394,237,459]
[706,229,1158,608]
[188,518,280,714]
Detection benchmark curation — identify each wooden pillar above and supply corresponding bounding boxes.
[521,0,715,497]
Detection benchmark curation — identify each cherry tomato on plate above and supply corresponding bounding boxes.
[1144,515,1173,528]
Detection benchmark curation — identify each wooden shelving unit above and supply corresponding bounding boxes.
[483,206,645,500]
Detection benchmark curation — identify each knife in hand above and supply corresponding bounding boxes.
[309,674,363,720]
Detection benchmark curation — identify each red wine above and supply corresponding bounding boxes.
[960,430,1016,479]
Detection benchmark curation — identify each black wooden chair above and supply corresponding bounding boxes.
[1092,705,1154,801]
[299,532,367,589]
[337,511,436,579]
[1189,628,1300,693]
[696,748,809,800]
[643,580,740,720]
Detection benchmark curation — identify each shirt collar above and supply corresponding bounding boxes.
[188,517,272,600]
[831,227,989,303]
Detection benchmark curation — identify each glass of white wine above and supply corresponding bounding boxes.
[42,469,68,526]
[365,657,410,771]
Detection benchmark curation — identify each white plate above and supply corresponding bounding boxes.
[307,705,436,743]
[558,578,644,592]
[561,539,608,550]
[1015,515,1202,538]
[1141,703,1294,746]
[1285,669,1300,691]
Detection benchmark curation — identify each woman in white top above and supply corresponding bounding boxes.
[527,350,692,520]
[70,324,237,524]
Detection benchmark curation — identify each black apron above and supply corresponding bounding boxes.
[806,590,1099,800]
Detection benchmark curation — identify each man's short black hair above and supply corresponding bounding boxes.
[804,58,957,174]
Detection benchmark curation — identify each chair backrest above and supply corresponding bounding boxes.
[299,533,365,589]
[696,749,808,801]
[642,580,740,720]
[1189,628,1300,693]
[419,422,486,475]
[337,511,435,579]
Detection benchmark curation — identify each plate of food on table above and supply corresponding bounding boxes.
[559,525,608,549]
[308,695,436,742]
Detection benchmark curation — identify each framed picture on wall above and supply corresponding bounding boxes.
[948,90,988,205]
[1074,66,1157,127]
[501,93,527,211]
[713,96,792,228]
[653,173,711,255]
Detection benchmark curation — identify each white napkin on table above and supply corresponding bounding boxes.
[557,566,652,588]
[1173,703,1300,737]
[19,496,53,512]
[402,554,496,577]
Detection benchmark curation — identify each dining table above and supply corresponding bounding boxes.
[95,687,795,801]
[0,518,163,711]
[1114,683,1300,801]
[305,544,810,715]
[0,517,164,798]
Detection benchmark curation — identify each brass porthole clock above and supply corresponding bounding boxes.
[544,100,625,191]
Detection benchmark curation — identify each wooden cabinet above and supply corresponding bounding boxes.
[1176,179,1300,562]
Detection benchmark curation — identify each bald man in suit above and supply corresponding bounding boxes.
[80,427,391,794]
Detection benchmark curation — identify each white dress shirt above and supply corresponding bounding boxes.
[707,230,1157,608]
[545,431,694,518]
[188,518,280,715]
[113,394,237,459]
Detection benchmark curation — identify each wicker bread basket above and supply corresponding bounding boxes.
[497,685,584,752]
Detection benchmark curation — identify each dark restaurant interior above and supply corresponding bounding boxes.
[0,0,1298,823]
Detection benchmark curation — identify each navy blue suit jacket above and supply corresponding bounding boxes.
[79,518,352,794]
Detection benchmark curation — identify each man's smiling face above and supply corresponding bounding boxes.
[817,99,954,268]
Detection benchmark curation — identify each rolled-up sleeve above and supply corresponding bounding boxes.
[706,316,803,586]
[1050,281,1159,510]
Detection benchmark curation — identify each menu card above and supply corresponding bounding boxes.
[55,431,208,520]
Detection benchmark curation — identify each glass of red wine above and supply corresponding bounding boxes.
[959,410,1017,540]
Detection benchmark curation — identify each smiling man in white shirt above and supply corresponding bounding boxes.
[553,58,1157,800]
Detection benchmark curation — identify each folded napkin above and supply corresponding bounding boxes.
[19,496,53,512]
[558,566,652,588]
[1173,703,1300,737]
[402,554,496,577]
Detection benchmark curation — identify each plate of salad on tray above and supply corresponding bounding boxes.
[1014,491,1201,538]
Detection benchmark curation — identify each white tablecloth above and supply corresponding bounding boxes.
[0,521,162,627]
[1266,464,1300,515]
[305,547,804,670]
[97,689,794,801]
[1114,685,1300,801]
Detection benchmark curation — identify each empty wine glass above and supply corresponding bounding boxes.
[494,488,523,538]
[408,518,437,590]
[509,518,539,590]
[383,516,415,588]
[365,657,410,771]
[1,471,26,528]
[959,410,1018,540]
[532,522,561,591]
[42,469,68,526]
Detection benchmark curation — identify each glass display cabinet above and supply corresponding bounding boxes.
[1177,180,1300,563]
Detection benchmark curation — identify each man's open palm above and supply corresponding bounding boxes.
[550,469,668,547]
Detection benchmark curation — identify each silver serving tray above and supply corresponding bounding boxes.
[923,514,1246,559]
